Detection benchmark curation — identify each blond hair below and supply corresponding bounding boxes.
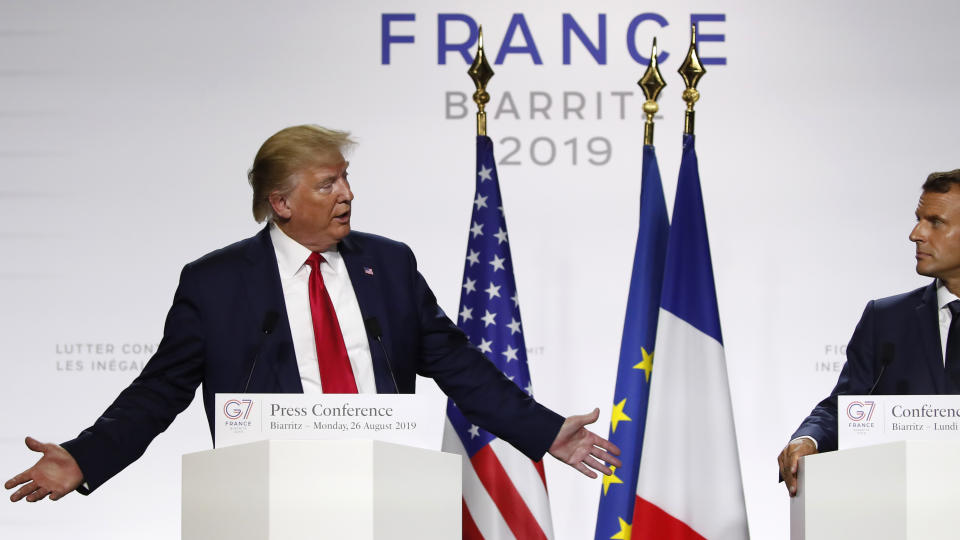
[247,125,355,222]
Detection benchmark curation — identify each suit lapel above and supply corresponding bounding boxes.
[240,226,303,393]
[339,234,395,393]
[915,281,947,393]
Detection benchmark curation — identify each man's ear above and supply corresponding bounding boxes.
[268,191,293,220]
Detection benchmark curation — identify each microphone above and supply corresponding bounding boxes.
[364,317,400,393]
[867,342,895,395]
[243,311,279,393]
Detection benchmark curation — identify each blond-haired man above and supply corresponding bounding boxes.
[7,125,620,502]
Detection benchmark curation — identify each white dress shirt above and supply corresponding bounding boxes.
[270,223,377,393]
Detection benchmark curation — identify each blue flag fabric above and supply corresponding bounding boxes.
[445,135,535,450]
[593,144,669,540]
[660,133,722,344]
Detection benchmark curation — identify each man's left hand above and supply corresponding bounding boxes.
[548,408,621,478]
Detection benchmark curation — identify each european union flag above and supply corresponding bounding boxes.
[594,144,669,540]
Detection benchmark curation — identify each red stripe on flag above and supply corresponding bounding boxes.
[471,445,548,540]
[462,499,484,540]
[633,496,706,540]
[533,459,547,489]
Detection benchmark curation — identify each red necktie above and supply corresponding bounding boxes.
[306,253,358,393]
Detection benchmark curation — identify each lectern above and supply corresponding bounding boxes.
[182,439,461,540]
[791,440,960,540]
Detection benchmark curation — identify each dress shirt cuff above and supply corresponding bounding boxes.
[790,435,818,450]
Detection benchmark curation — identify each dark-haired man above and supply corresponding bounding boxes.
[778,169,960,496]
[6,125,621,503]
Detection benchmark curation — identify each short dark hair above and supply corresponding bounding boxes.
[922,169,960,193]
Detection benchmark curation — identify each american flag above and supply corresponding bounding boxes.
[441,135,554,540]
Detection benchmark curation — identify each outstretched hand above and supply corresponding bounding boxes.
[548,408,622,478]
[5,437,84,502]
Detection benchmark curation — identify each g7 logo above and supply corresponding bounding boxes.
[224,399,254,420]
[846,400,876,422]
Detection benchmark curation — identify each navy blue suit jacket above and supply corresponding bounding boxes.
[792,282,955,452]
[62,227,563,493]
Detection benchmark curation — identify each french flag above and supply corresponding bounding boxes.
[632,134,750,539]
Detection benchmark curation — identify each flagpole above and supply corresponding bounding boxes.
[638,38,666,146]
[633,27,750,538]
[468,26,494,136]
[592,36,671,540]
[446,26,557,540]
[678,25,706,136]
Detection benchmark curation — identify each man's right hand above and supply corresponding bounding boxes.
[5,436,83,502]
[548,408,622,479]
[777,438,818,497]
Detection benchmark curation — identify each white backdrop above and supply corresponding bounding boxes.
[2,1,958,538]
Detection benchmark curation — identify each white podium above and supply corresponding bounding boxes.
[182,439,461,540]
[791,440,960,540]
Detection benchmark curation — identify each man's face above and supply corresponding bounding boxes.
[910,185,960,283]
[272,158,353,251]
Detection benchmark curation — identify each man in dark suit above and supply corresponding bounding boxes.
[6,125,620,502]
[778,168,960,496]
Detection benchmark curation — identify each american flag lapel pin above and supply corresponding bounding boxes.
[363,266,374,276]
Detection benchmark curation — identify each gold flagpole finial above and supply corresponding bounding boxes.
[678,24,706,136]
[468,26,495,136]
[637,37,666,146]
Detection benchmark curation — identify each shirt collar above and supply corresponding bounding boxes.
[936,279,960,310]
[269,222,342,278]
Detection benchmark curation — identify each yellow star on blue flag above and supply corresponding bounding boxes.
[610,399,631,433]
[633,347,653,382]
[601,465,623,496]
[610,517,631,540]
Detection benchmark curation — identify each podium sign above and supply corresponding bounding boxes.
[838,395,960,450]
[214,393,439,449]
